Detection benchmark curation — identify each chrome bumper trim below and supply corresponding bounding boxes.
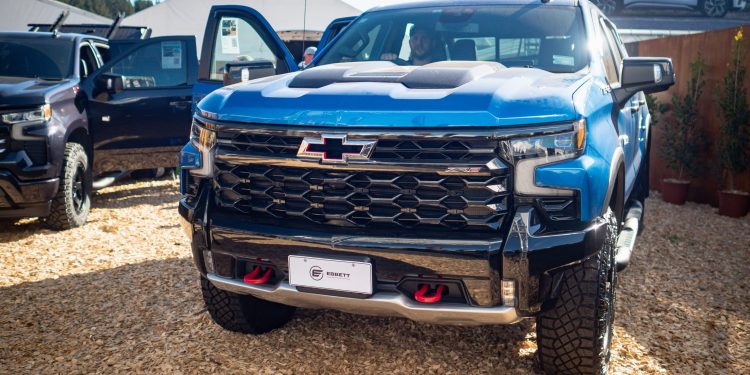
[207,274,521,326]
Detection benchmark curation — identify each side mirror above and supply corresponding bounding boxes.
[223,60,276,86]
[95,73,124,95]
[613,57,675,108]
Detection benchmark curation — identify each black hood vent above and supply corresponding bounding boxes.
[289,61,505,90]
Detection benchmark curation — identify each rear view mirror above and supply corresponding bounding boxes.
[613,57,675,108]
[95,73,124,95]
[223,60,275,86]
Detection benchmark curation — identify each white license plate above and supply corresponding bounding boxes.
[288,255,373,295]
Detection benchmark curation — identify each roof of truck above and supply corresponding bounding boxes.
[0,31,107,43]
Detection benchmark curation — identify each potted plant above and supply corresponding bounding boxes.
[659,53,707,205]
[716,28,750,217]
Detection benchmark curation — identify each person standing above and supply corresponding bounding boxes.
[298,46,317,69]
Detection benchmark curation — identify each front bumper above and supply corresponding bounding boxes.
[208,274,519,325]
[180,191,606,324]
[0,170,58,218]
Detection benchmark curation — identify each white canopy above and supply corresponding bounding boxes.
[123,0,361,53]
[0,0,112,32]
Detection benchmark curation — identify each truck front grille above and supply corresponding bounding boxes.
[215,163,509,232]
[0,124,8,158]
[212,126,512,233]
[221,132,498,162]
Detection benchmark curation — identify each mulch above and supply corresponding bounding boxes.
[0,179,747,374]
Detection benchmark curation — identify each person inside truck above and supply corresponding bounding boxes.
[381,24,440,66]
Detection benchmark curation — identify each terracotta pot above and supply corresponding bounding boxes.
[661,179,690,205]
[718,190,750,218]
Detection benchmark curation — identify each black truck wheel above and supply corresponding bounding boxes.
[536,209,618,375]
[44,143,91,230]
[201,276,295,334]
[700,0,729,17]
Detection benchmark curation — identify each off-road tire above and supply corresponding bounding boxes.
[536,209,618,375]
[44,143,90,230]
[201,276,295,334]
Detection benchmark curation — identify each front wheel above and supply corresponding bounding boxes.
[536,209,618,375]
[43,143,91,230]
[201,276,295,334]
[700,0,730,17]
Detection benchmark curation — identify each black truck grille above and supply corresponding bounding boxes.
[214,162,510,232]
[219,132,498,162]
[0,124,8,158]
[211,125,513,233]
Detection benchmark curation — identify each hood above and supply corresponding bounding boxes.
[0,76,73,108]
[199,61,590,128]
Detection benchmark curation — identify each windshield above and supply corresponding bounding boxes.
[317,5,589,73]
[0,37,75,79]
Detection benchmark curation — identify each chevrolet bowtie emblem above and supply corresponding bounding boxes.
[297,134,376,164]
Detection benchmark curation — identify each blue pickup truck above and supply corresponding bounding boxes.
[179,1,674,373]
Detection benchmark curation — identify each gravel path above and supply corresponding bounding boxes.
[0,179,748,374]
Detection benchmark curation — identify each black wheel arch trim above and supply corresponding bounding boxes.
[601,147,625,219]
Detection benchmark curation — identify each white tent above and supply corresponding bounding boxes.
[0,0,112,32]
[123,0,361,53]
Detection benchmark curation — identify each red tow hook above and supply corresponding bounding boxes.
[243,266,273,285]
[414,284,445,303]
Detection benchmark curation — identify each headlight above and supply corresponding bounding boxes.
[190,118,216,149]
[2,104,51,124]
[183,118,216,176]
[508,119,585,161]
[507,119,586,197]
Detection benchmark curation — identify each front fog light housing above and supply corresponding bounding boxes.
[507,119,585,197]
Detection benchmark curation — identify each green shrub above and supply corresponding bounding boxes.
[660,53,707,180]
[717,28,750,192]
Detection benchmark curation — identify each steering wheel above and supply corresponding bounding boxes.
[390,58,410,66]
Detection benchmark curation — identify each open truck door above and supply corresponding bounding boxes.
[318,16,355,51]
[193,5,298,106]
[83,36,198,176]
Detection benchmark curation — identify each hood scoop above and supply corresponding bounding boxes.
[289,61,505,89]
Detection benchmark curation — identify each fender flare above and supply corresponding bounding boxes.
[601,147,625,219]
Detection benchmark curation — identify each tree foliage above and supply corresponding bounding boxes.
[717,28,750,191]
[57,0,134,18]
[660,52,707,180]
[134,0,154,12]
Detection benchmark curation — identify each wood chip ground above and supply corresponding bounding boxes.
[1,179,748,374]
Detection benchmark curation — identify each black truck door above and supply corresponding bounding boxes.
[84,36,198,176]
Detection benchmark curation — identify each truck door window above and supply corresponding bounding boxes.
[597,18,620,86]
[79,43,99,79]
[209,16,284,80]
[94,43,110,64]
[109,41,188,89]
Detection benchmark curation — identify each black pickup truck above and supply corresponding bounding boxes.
[0,31,197,229]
